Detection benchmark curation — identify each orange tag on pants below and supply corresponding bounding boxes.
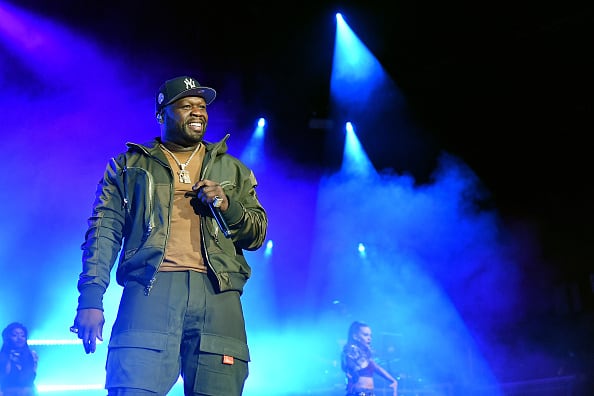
[223,355,234,365]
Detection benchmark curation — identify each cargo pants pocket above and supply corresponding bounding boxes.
[106,330,177,394]
[192,332,250,395]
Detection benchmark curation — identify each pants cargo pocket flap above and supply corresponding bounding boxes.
[109,330,169,351]
[199,332,250,362]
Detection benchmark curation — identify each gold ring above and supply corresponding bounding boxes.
[69,326,79,334]
[213,196,223,208]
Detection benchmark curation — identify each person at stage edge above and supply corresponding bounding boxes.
[70,75,268,396]
[341,321,398,396]
[0,322,39,396]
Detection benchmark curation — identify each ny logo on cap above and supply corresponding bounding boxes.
[184,78,197,90]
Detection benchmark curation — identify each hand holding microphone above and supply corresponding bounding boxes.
[192,180,231,238]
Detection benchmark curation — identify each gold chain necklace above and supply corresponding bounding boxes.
[160,143,201,184]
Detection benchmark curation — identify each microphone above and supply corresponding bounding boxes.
[190,188,232,238]
[209,198,231,238]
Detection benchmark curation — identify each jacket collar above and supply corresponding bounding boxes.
[126,134,231,157]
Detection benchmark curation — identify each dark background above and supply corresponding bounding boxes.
[14,0,594,317]
[14,4,593,169]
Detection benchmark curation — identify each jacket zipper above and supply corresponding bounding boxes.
[143,168,158,295]
[200,154,223,291]
[135,146,171,296]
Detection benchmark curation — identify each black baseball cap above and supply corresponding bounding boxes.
[155,76,216,114]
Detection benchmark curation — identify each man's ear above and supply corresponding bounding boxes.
[156,112,164,124]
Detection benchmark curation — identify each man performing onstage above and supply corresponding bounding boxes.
[70,75,268,396]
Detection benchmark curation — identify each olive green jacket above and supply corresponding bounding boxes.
[76,134,268,310]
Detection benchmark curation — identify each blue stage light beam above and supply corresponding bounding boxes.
[240,117,267,169]
[264,239,273,258]
[331,13,387,112]
[341,121,377,178]
[358,242,367,259]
